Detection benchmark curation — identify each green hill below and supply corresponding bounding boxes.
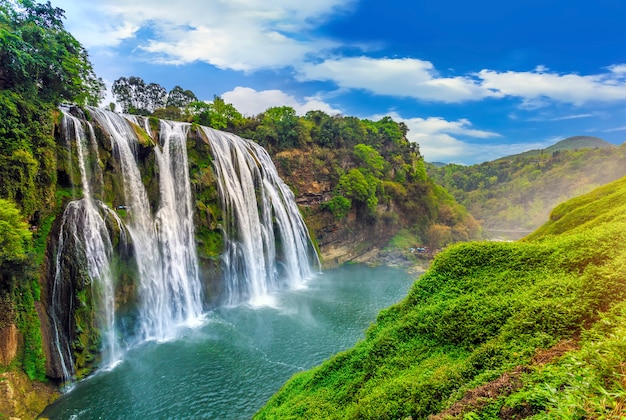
[507,135,614,160]
[428,139,626,240]
[256,175,626,419]
[544,135,614,152]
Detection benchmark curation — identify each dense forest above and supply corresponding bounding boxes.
[428,138,626,239]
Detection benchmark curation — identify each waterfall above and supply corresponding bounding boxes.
[147,119,203,335]
[89,109,203,339]
[51,107,319,381]
[52,111,123,381]
[201,127,320,306]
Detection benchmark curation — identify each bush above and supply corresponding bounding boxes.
[322,195,352,219]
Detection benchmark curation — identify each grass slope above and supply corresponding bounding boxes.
[256,176,626,419]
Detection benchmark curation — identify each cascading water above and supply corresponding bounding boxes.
[201,127,320,306]
[52,111,124,381]
[88,109,203,339]
[150,119,203,333]
[50,107,319,382]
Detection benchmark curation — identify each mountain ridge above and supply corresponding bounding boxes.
[497,135,615,161]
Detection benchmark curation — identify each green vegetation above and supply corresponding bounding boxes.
[256,175,626,419]
[428,139,626,239]
[0,198,45,381]
[0,198,31,268]
[0,0,104,385]
[106,74,478,250]
[0,0,103,105]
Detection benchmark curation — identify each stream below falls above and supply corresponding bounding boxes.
[40,264,414,419]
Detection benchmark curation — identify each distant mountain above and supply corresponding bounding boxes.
[429,161,448,168]
[428,138,626,240]
[498,136,614,160]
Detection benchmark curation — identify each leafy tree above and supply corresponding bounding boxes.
[337,168,379,214]
[144,82,167,112]
[112,76,148,114]
[0,198,31,267]
[254,106,307,151]
[166,85,197,108]
[305,110,340,147]
[322,195,351,219]
[353,143,386,177]
[189,96,243,130]
[0,0,104,105]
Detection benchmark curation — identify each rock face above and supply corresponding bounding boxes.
[311,210,398,267]
[0,324,18,366]
[272,149,405,266]
[0,371,58,419]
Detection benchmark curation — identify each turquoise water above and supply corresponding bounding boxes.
[41,264,414,419]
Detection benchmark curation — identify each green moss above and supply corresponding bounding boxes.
[129,120,155,147]
[196,225,224,258]
[13,281,46,381]
[71,282,100,379]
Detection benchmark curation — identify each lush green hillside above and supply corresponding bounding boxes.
[428,140,626,239]
[256,175,626,419]
[513,135,614,159]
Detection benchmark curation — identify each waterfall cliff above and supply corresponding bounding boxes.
[46,107,318,382]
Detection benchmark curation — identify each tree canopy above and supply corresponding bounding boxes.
[0,0,104,105]
[0,197,31,269]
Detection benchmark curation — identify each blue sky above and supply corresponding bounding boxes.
[54,0,626,164]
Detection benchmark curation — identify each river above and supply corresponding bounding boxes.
[40,264,414,419]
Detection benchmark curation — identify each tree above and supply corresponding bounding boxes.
[322,195,351,219]
[305,110,337,147]
[0,0,104,105]
[189,96,243,130]
[0,198,31,276]
[144,82,167,112]
[337,168,379,214]
[112,76,148,114]
[353,144,385,178]
[255,106,302,150]
[166,85,197,108]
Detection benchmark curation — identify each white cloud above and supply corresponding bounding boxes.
[298,57,500,102]
[525,113,597,122]
[478,67,626,106]
[55,0,351,71]
[221,86,341,116]
[603,126,626,133]
[608,64,626,74]
[297,58,626,106]
[55,1,139,47]
[549,113,594,121]
[55,1,626,108]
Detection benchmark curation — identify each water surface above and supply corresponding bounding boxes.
[41,264,414,419]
